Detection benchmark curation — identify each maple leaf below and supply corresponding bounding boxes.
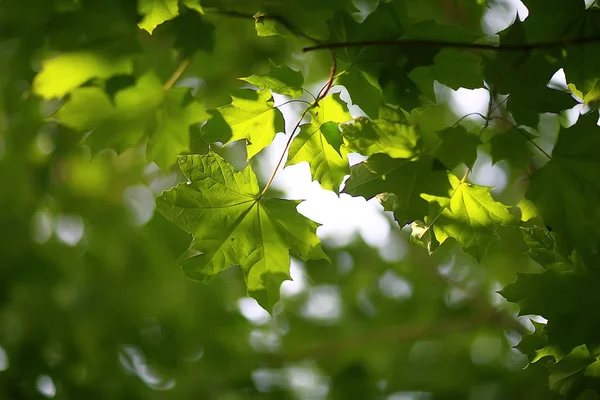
[56,73,209,167]
[138,0,179,33]
[434,126,481,170]
[202,89,285,160]
[240,61,304,98]
[344,155,449,226]
[341,105,422,158]
[527,113,600,253]
[421,174,516,261]
[155,152,328,309]
[335,66,383,118]
[286,93,353,192]
[56,72,165,153]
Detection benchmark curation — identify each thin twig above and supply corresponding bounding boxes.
[261,48,338,195]
[274,99,313,108]
[303,34,600,53]
[260,106,312,196]
[490,116,553,159]
[451,112,488,128]
[163,59,192,91]
[315,50,337,102]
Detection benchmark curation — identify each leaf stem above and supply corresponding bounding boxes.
[163,58,192,91]
[315,50,337,102]
[260,105,312,196]
[490,116,553,159]
[260,49,338,196]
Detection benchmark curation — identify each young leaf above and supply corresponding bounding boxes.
[155,152,328,310]
[202,89,284,160]
[286,93,353,192]
[138,0,179,33]
[240,62,304,98]
[287,122,349,192]
[421,174,515,261]
[33,52,133,99]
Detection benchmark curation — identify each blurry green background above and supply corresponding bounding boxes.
[0,0,569,398]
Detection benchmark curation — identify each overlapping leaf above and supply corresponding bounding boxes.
[156,152,328,309]
[527,113,600,253]
[202,89,284,160]
[56,72,209,167]
[138,0,204,33]
[344,155,449,226]
[56,72,165,153]
[341,105,421,158]
[286,93,353,192]
[336,66,383,118]
[420,174,516,261]
[434,126,481,170]
[240,61,304,98]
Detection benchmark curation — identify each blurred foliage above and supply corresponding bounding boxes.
[1,0,600,399]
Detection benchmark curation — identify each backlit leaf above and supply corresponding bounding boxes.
[202,89,285,160]
[155,152,328,309]
[421,174,516,261]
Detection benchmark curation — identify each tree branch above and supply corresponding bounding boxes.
[303,34,600,53]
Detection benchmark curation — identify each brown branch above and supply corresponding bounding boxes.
[315,50,337,102]
[303,34,600,53]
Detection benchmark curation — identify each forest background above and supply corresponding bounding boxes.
[2,0,600,399]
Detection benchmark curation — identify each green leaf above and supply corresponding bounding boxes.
[341,106,421,158]
[202,89,284,160]
[320,121,343,156]
[254,16,287,37]
[158,7,215,56]
[344,155,449,226]
[155,152,328,309]
[147,88,211,169]
[138,0,179,33]
[336,66,383,118]
[484,21,576,127]
[489,128,532,170]
[240,61,304,98]
[56,72,165,153]
[435,126,481,169]
[286,93,353,192]
[33,52,133,99]
[527,113,600,252]
[549,345,596,395]
[421,174,515,261]
[287,121,349,193]
[410,49,484,93]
